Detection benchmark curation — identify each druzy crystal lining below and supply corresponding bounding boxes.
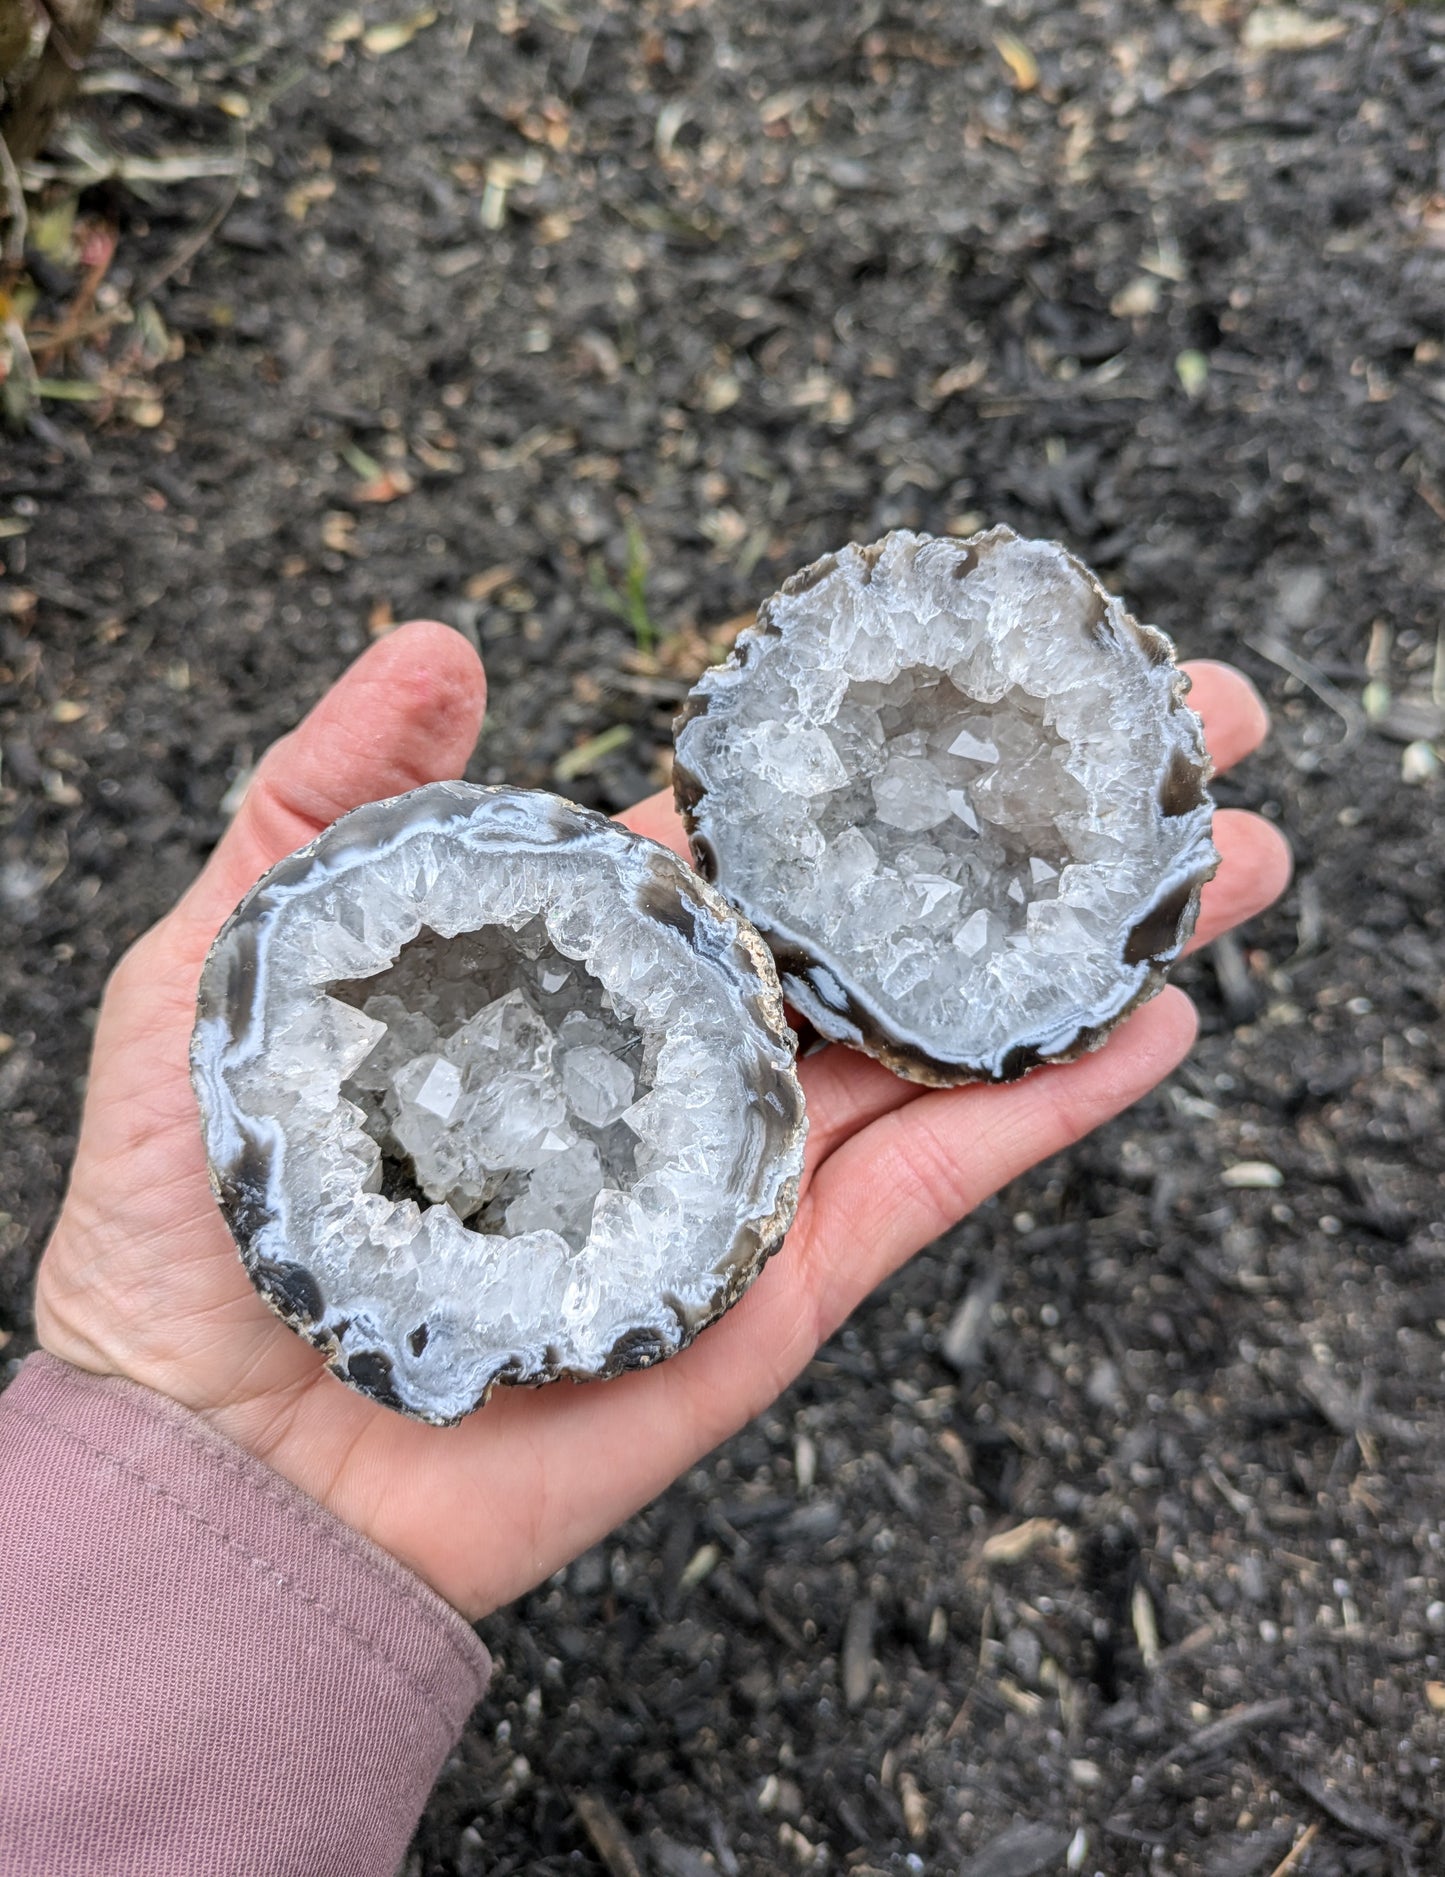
[675,528,1218,1084]
[191,785,805,1424]
[331,921,651,1252]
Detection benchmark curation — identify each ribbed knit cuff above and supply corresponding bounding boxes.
[0,1353,490,1877]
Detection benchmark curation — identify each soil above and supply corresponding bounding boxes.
[3,3,1445,1873]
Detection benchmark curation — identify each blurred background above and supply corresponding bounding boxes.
[2,3,1444,1872]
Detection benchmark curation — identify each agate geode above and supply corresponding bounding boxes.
[674,528,1218,1084]
[191,785,805,1423]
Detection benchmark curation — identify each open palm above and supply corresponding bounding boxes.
[36,622,1289,1620]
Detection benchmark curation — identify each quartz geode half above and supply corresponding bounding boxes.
[191,785,806,1423]
[674,528,1218,1084]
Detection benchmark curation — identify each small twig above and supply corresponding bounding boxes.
[573,1793,644,1877]
[1266,1822,1320,1877]
[30,234,114,372]
[1417,477,1445,526]
[0,131,26,276]
[1131,1697,1294,1795]
[133,132,245,300]
[34,0,83,71]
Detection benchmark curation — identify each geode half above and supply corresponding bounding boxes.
[191,784,806,1424]
[674,528,1218,1084]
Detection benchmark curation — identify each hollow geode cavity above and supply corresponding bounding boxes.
[674,528,1218,1085]
[190,784,806,1424]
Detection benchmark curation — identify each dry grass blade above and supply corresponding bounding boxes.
[553,723,631,782]
[1246,634,1365,750]
[0,128,24,272]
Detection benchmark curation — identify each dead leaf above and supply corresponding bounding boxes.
[76,221,117,273]
[123,397,166,429]
[1111,276,1161,318]
[28,195,78,261]
[411,439,462,473]
[994,31,1039,90]
[1221,1161,1284,1189]
[981,1518,1057,1564]
[699,370,741,413]
[352,467,414,503]
[1242,9,1348,52]
[363,8,437,55]
[464,564,518,601]
[898,1770,928,1842]
[284,177,336,223]
[321,511,363,555]
[1176,349,1210,397]
[1132,1582,1161,1669]
[789,371,854,424]
[930,359,988,400]
[573,1794,643,1877]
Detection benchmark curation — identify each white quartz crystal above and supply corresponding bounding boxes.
[191,786,805,1423]
[675,528,1218,1083]
[561,1046,636,1130]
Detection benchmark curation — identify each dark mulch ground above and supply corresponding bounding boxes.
[4,3,1445,1872]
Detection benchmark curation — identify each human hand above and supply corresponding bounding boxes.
[35,621,1290,1620]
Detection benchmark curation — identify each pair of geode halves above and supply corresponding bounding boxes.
[193,525,1215,1423]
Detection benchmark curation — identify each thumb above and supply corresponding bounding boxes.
[176,620,487,939]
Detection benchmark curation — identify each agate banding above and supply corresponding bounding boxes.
[674,528,1218,1085]
[191,784,806,1424]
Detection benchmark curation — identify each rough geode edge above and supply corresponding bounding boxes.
[673,528,1220,1087]
[190,784,807,1422]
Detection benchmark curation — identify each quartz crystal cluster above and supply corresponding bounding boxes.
[674,528,1218,1083]
[191,786,805,1423]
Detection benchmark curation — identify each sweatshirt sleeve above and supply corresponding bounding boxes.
[0,1352,491,1877]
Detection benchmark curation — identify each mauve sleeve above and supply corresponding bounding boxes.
[0,1352,491,1877]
